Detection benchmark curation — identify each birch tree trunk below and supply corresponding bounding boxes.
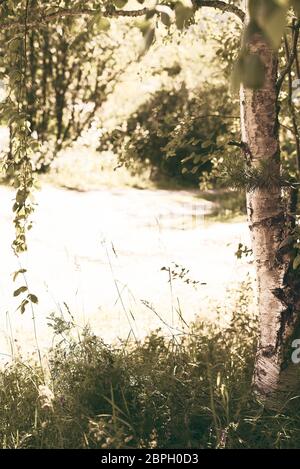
[240,24,300,401]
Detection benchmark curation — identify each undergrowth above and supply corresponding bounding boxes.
[1,286,300,449]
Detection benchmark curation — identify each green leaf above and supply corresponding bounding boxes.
[28,293,39,304]
[156,5,173,27]
[175,2,194,30]
[113,0,128,8]
[137,19,151,35]
[13,286,28,297]
[248,0,288,48]
[262,7,288,48]
[161,12,171,27]
[87,13,110,32]
[142,27,155,54]
[96,16,110,32]
[12,268,27,282]
[18,299,29,315]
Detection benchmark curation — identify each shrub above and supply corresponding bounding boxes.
[99,83,239,188]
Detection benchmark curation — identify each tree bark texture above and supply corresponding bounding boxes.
[240,28,300,402]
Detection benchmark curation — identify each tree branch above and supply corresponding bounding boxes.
[277,20,300,94]
[1,1,245,32]
[193,1,245,22]
[1,8,97,31]
[283,31,300,175]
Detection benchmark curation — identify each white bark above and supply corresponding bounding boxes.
[240,28,300,401]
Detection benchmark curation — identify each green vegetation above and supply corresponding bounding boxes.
[0,0,300,450]
[99,83,239,187]
[200,190,247,222]
[0,284,299,450]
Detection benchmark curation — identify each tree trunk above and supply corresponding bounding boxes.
[240,28,300,402]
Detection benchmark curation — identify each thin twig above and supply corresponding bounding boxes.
[277,20,300,94]
[283,32,300,175]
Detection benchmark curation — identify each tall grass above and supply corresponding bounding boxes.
[1,284,300,449]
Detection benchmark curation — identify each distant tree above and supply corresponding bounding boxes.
[0,0,135,172]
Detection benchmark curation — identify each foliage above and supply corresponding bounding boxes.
[0,2,37,252]
[233,0,300,90]
[278,20,300,179]
[219,155,297,191]
[99,82,239,186]
[0,0,197,249]
[0,283,254,449]
[0,282,299,449]
[0,5,137,172]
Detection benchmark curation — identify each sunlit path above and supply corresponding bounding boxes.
[0,184,252,358]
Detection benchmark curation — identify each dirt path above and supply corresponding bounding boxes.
[0,184,252,359]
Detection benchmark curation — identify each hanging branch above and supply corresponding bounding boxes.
[11,0,35,252]
[0,0,38,253]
